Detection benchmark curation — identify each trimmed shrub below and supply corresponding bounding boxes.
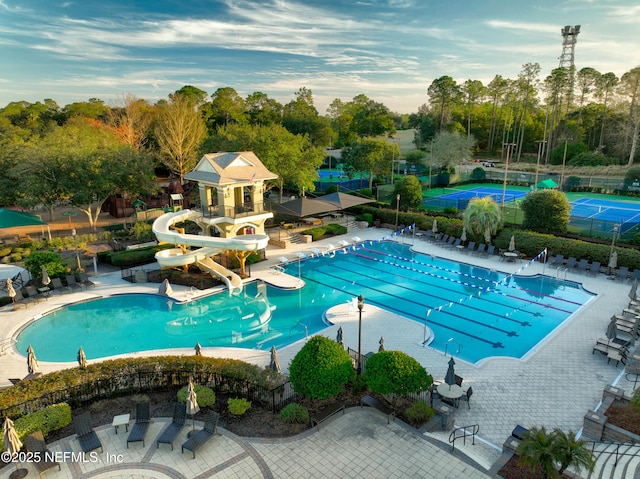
[227,398,251,416]
[177,385,216,408]
[0,403,72,450]
[404,401,435,426]
[24,251,68,278]
[106,244,173,267]
[279,403,309,424]
[289,336,355,399]
[364,351,432,402]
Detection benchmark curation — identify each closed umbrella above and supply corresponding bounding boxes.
[606,316,618,340]
[270,345,281,373]
[27,344,39,375]
[77,346,87,367]
[186,379,200,433]
[432,219,438,234]
[460,227,467,243]
[158,279,173,296]
[41,265,51,286]
[608,250,618,272]
[5,277,16,303]
[444,357,456,387]
[3,416,27,478]
[378,336,385,352]
[336,326,344,348]
[508,235,516,252]
[194,342,202,356]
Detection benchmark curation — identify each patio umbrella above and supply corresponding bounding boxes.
[313,192,374,209]
[41,265,51,286]
[0,208,51,240]
[608,250,618,270]
[432,219,438,234]
[77,346,87,367]
[3,416,27,477]
[5,277,16,303]
[606,316,618,340]
[378,336,385,352]
[630,280,638,301]
[336,326,344,348]
[186,379,200,432]
[508,235,516,252]
[270,345,281,373]
[460,227,467,243]
[195,342,202,356]
[270,197,337,218]
[158,279,173,296]
[27,345,39,375]
[444,357,456,387]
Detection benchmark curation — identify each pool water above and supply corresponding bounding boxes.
[16,242,594,364]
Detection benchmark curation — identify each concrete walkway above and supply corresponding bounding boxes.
[1,224,637,478]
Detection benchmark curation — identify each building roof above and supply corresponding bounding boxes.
[184,152,278,186]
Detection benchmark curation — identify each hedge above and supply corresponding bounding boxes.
[103,244,174,267]
[0,403,71,450]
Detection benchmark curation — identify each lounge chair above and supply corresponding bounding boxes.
[616,266,629,282]
[51,277,71,294]
[576,259,588,274]
[549,254,564,268]
[473,243,486,256]
[465,241,476,254]
[25,285,47,303]
[632,269,640,283]
[65,274,82,292]
[157,403,186,450]
[79,272,96,289]
[74,412,103,453]
[445,236,456,248]
[592,338,630,357]
[12,290,32,308]
[588,261,601,276]
[181,411,219,458]
[565,257,577,269]
[127,401,151,448]
[451,238,461,248]
[24,430,61,478]
[459,386,473,409]
[486,245,496,256]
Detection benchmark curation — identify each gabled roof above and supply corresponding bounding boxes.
[184,152,278,186]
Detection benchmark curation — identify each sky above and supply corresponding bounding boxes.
[1,0,639,114]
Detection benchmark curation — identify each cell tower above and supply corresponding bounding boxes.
[559,25,580,69]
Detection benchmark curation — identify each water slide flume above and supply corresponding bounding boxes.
[152,209,270,295]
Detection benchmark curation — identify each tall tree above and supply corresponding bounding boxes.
[154,94,207,183]
[206,87,247,128]
[486,75,509,153]
[173,85,209,106]
[282,87,333,146]
[575,67,601,127]
[461,79,485,138]
[594,72,619,153]
[462,196,502,244]
[106,93,153,151]
[427,76,460,131]
[619,66,640,165]
[245,92,282,126]
[514,63,540,161]
[430,131,476,172]
[349,94,396,138]
[341,137,392,189]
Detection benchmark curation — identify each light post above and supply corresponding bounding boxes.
[357,295,365,375]
[395,194,400,229]
[501,143,516,208]
[429,139,434,191]
[559,139,572,191]
[390,139,396,185]
[72,228,81,271]
[534,140,547,191]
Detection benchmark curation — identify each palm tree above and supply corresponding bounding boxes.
[516,427,558,479]
[462,196,502,245]
[552,429,595,476]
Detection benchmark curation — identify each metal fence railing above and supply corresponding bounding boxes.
[0,369,297,419]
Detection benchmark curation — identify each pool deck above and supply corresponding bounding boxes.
[0,225,636,478]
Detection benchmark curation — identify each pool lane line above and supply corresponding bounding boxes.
[359,247,581,310]
[350,251,575,314]
[307,266,525,338]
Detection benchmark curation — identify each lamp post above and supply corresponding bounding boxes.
[429,139,434,191]
[72,228,81,271]
[559,139,572,191]
[357,294,365,375]
[395,194,400,229]
[609,224,619,275]
[534,140,547,192]
[390,139,396,185]
[501,143,516,208]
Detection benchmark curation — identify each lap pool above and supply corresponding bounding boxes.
[16,242,594,364]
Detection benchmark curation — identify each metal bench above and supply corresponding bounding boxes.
[360,395,395,424]
[310,402,345,429]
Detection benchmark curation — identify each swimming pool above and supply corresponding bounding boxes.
[16,242,594,364]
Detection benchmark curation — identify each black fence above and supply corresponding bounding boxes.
[1,369,298,420]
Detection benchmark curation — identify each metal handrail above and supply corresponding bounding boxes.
[586,440,640,467]
[444,338,461,356]
[449,424,480,451]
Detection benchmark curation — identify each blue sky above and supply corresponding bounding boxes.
[1,0,638,113]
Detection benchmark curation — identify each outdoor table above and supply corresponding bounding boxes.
[37,286,50,298]
[456,245,465,251]
[437,383,463,407]
[607,351,624,366]
[503,252,518,262]
[302,217,322,226]
[112,413,130,434]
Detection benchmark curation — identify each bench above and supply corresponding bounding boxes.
[360,395,395,424]
[310,402,345,429]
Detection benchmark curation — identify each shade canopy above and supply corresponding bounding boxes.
[537,179,558,189]
[314,192,374,210]
[0,209,47,228]
[444,357,456,386]
[270,197,337,218]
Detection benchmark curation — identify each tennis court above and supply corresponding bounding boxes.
[570,197,640,234]
[423,185,528,210]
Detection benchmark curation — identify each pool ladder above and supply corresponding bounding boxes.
[555,268,568,280]
[444,338,461,356]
